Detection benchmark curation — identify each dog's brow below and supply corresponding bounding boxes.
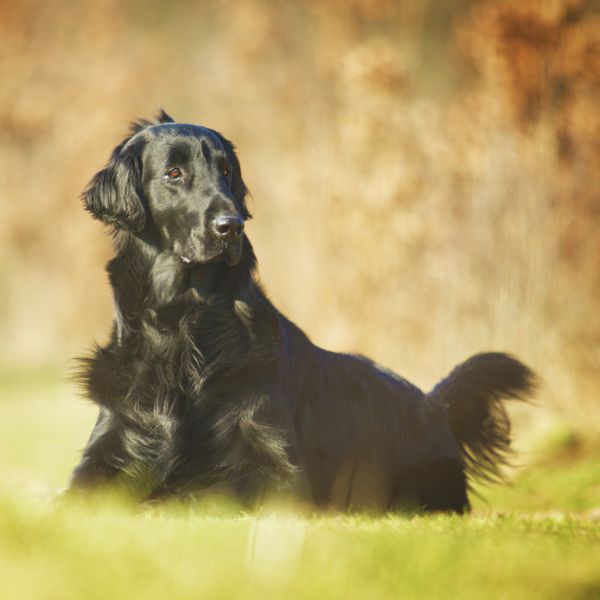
[201,139,212,164]
[167,142,191,165]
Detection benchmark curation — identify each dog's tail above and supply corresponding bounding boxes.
[428,352,537,484]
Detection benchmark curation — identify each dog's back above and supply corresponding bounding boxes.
[278,317,535,512]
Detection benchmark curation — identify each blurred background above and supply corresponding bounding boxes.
[0,0,598,434]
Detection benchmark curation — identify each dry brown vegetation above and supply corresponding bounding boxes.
[1,0,598,427]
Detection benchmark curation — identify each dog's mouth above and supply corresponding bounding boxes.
[175,227,244,268]
[179,246,242,267]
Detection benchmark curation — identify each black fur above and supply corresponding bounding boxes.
[70,112,537,512]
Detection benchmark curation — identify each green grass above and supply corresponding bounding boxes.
[1,368,599,600]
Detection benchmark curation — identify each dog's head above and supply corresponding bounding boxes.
[84,111,250,266]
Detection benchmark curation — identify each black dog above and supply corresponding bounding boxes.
[70,111,536,512]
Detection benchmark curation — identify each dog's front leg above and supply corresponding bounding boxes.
[68,407,126,492]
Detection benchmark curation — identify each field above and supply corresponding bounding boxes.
[1,1,599,598]
[1,369,599,600]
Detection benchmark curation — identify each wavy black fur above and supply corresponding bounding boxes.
[69,112,537,513]
[428,353,537,485]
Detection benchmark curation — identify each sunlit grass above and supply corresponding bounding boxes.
[1,368,599,599]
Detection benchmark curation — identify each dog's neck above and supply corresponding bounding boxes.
[107,228,259,333]
[105,228,279,372]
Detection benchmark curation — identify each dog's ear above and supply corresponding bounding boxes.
[156,109,175,124]
[84,112,177,230]
[215,133,251,220]
[83,138,147,232]
[128,110,175,135]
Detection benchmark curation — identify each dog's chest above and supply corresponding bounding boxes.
[106,298,288,488]
[123,304,254,423]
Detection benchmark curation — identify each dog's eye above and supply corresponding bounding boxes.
[221,166,230,177]
[165,167,182,180]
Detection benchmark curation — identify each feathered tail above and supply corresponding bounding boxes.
[429,352,537,484]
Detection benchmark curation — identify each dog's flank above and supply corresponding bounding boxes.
[69,111,536,512]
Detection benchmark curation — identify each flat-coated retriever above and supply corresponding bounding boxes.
[70,111,536,512]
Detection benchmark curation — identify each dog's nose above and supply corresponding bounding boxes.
[212,215,244,239]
